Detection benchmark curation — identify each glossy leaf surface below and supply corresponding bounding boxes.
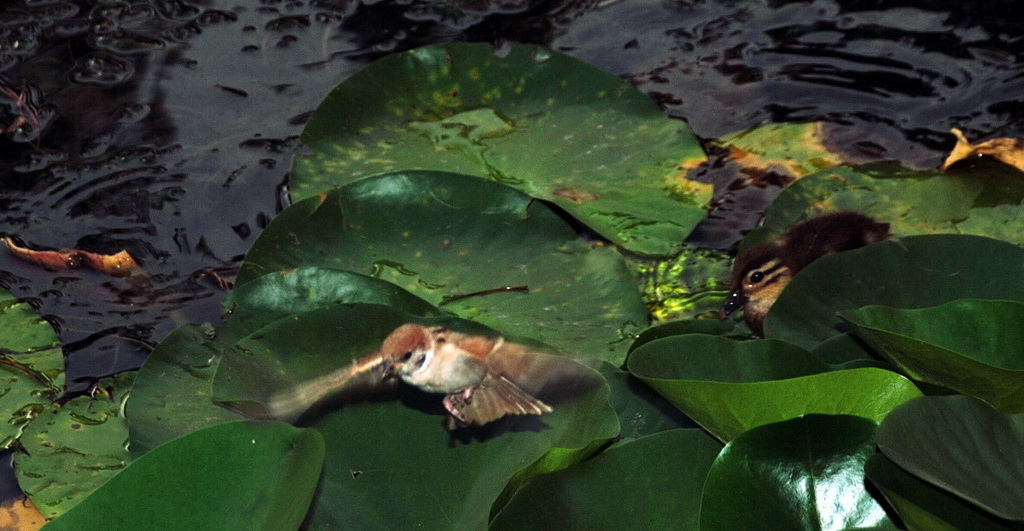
[765,235,1024,350]
[292,43,710,256]
[628,334,921,441]
[492,429,722,530]
[841,299,1024,412]
[236,171,648,363]
[877,395,1024,522]
[220,266,439,341]
[701,415,898,530]
[43,421,324,531]
[866,454,1015,531]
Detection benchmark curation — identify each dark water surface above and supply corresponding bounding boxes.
[0,0,1021,499]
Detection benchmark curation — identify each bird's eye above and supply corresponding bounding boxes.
[401,351,413,362]
[750,271,765,283]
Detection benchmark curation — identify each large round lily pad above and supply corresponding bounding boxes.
[236,170,649,363]
[840,299,1024,412]
[491,429,722,529]
[701,415,898,530]
[211,303,619,529]
[765,235,1024,350]
[627,334,921,441]
[220,266,440,342]
[43,420,324,531]
[0,288,65,450]
[877,395,1024,523]
[291,42,710,256]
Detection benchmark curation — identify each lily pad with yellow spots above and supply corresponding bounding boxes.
[713,122,846,184]
[740,163,1024,252]
[292,43,710,257]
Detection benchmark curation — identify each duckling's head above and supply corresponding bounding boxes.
[720,243,794,335]
[720,211,891,335]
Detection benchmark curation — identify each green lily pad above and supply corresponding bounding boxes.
[840,299,1024,412]
[713,122,845,181]
[307,385,616,529]
[629,319,753,354]
[740,163,1024,252]
[765,235,1024,350]
[43,420,324,531]
[597,363,695,441]
[15,373,134,519]
[627,334,921,441]
[809,332,882,367]
[292,42,710,256]
[210,303,618,529]
[126,324,242,457]
[866,454,1016,531]
[236,171,648,363]
[492,429,722,530]
[877,395,1024,522]
[220,266,440,342]
[701,415,899,530]
[0,289,64,450]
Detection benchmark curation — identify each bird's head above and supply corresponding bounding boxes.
[381,324,438,381]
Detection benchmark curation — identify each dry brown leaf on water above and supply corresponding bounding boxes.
[940,128,1024,172]
[0,496,46,531]
[3,237,139,277]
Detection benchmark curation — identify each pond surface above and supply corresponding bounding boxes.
[0,0,1021,500]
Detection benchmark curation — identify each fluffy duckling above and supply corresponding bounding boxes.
[720,211,890,335]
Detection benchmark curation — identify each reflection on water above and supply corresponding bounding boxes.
[0,0,1021,497]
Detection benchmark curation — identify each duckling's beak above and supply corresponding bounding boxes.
[719,290,748,319]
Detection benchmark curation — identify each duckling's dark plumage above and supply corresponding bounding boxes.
[723,211,890,335]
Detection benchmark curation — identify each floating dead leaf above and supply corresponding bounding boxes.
[941,128,1024,172]
[4,237,139,277]
[0,496,45,531]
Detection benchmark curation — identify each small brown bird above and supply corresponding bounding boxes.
[267,324,553,428]
[720,211,890,335]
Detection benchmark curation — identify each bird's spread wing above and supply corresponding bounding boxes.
[266,352,387,422]
[444,373,552,428]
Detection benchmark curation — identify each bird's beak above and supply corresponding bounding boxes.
[719,290,748,319]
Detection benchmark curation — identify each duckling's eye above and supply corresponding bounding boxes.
[401,351,413,362]
[750,271,765,284]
